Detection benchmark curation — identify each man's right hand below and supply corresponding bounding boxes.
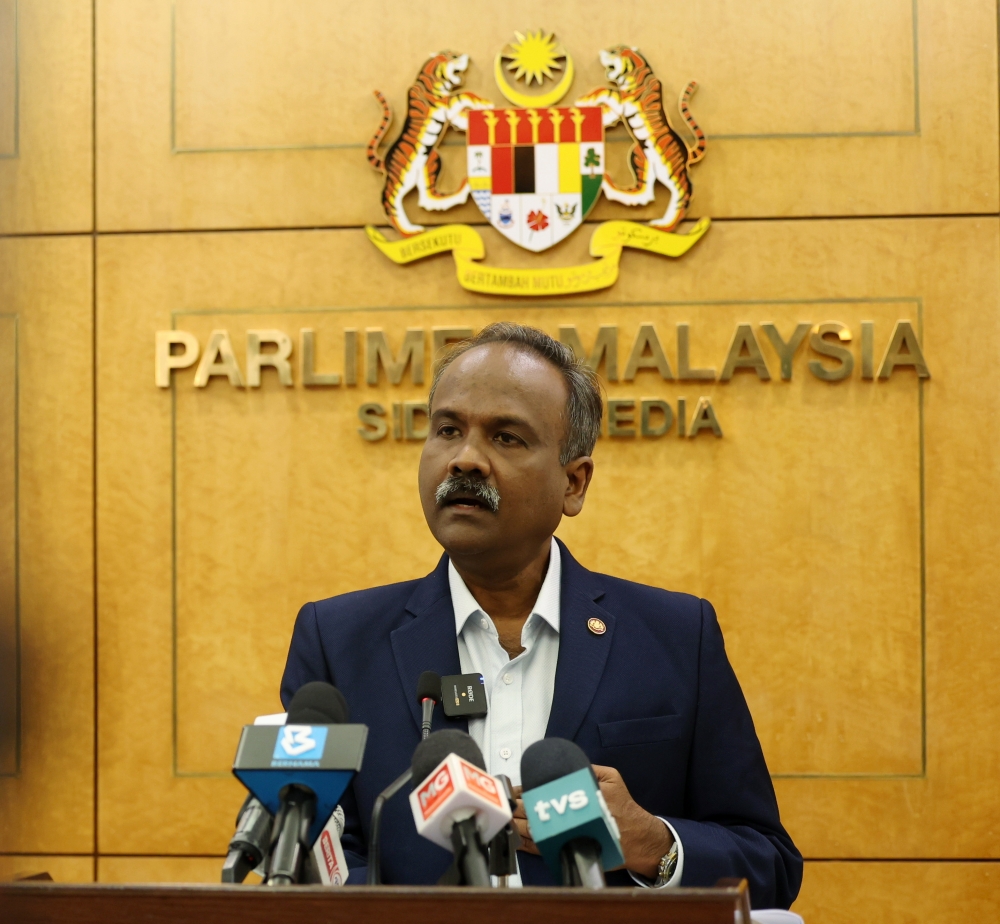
[510,785,541,856]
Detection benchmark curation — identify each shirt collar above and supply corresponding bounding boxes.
[449,537,561,636]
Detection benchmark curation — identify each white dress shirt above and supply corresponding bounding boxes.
[448,537,683,888]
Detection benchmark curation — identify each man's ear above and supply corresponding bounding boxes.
[563,456,595,517]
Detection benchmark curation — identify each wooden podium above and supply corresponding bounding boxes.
[1,881,752,924]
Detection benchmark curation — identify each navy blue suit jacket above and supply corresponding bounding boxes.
[280,541,802,908]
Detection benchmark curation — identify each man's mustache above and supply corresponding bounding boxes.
[434,474,501,514]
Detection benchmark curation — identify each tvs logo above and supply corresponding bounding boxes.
[365,30,710,296]
[461,761,503,807]
[272,725,328,761]
[417,765,455,820]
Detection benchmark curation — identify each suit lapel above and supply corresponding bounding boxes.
[391,554,467,736]
[545,541,616,742]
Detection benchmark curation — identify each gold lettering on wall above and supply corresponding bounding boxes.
[155,331,200,387]
[677,323,716,381]
[761,323,810,381]
[641,398,674,437]
[809,322,854,382]
[246,330,293,387]
[878,321,931,379]
[720,324,771,381]
[560,324,619,381]
[152,320,930,447]
[366,328,425,386]
[193,330,244,387]
[300,329,340,386]
[624,324,674,381]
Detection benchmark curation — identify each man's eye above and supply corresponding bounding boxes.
[437,425,459,437]
[495,432,520,445]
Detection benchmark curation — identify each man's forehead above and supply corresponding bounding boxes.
[437,342,566,395]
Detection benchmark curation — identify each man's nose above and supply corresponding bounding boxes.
[448,435,491,477]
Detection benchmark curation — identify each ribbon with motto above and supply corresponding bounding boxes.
[364,217,711,297]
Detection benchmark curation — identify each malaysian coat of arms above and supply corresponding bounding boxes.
[365,31,711,296]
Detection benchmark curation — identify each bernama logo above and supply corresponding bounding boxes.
[272,725,329,762]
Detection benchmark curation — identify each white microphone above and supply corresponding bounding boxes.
[311,805,348,886]
[408,730,512,886]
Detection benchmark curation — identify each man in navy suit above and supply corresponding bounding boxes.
[281,323,802,907]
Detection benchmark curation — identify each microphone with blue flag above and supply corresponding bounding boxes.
[231,682,367,885]
[520,738,624,888]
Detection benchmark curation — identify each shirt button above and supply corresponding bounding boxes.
[499,747,512,760]
[480,618,488,629]
[503,673,513,685]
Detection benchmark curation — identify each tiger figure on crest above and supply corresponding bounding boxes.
[367,52,493,237]
[576,46,707,231]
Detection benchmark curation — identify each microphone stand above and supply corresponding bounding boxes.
[489,774,520,886]
[450,815,492,887]
[267,785,316,886]
[222,796,272,883]
[559,839,606,889]
[367,768,413,885]
[368,694,437,885]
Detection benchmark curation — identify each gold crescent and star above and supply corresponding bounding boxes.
[494,30,575,108]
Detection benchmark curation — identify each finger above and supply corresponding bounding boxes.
[513,820,540,855]
[511,785,523,799]
[512,799,527,819]
[517,838,541,856]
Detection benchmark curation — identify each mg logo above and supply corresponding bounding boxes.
[460,761,502,807]
[417,765,454,819]
[272,725,328,760]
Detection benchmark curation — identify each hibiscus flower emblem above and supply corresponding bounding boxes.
[527,210,549,232]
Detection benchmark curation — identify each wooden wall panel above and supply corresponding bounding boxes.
[0,315,15,777]
[96,856,232,884]
[0,0,987,909]
[0,0,93,234]
[793,861,1000,922]
[0,236,94,853]
[0,855,94,882]
[96,217,1000,867]
[95,0,998,231]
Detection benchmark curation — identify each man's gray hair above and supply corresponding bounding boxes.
[428,322,603,465]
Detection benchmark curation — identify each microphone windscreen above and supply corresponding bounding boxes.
[286,681,350,725]
[412,729,485,783]
[520,738,592,791]
[416,671,442,704]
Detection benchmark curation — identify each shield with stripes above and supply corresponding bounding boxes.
[467,107,604,252]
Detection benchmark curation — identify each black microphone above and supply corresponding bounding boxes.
[221,793,272,883]
[417,670,441,740]
[267,682,351,887]
[520,738,624,889]
[488,774,520,884]
[366,671,440,885]
[409,730,510,887]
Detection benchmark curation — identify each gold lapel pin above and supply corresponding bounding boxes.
[587,617,607,636]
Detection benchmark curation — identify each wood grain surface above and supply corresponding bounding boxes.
[0,883,747,924]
